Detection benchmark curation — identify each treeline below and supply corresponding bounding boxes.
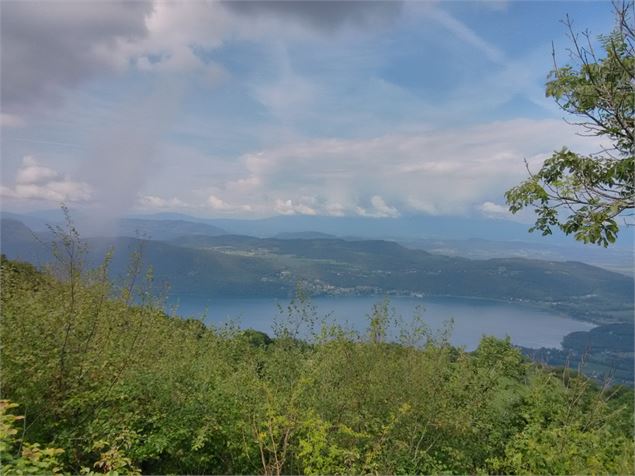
[1,247,633,474]
[519,323,635,387]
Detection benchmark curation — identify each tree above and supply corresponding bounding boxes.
[505,1,634,246]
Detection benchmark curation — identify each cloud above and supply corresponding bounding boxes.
[1,156,91,202]
[125,1,231,82]
[1,1,152,112]
[192,118,605,218]
[426,7,505,63]
[0,113,26,128]
[1,1,234,220]
[205,194,253,213]
[356,196,400,218]
[5,119,602,219]
[2,0,598,223]
[1,0,506,129]
[2,0,398,118]
[274,198,317,216]
[208,194,231,210]
[15,156,61,184]
[1,1,234,117]
[252,49,317,122]
[134,192,254,215]
[113,117,607,219]
[223,0,403,32]
[138,194,188,209]
[478,201,512,218]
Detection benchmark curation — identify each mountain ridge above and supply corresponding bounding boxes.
[2,218,632,324]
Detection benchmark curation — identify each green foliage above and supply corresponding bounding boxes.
[1,221,633,474]
[472,336,528,388]
[0,400,65,475]
[506,2,634,246]
[489,373,635,474]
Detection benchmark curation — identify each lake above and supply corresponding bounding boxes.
[165,295,595,350]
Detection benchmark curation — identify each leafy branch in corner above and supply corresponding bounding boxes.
[506,0,634,246]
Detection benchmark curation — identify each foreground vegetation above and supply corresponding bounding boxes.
[1,245,633,474]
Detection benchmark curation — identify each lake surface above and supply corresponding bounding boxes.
[166,295,595,351]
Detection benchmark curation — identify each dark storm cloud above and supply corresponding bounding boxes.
[1,1,152,112]
[223,0,403,31]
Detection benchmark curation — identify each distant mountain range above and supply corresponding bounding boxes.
[2,217,632,325]
[0,212,228,240]
[399,237,634,276]
[273,231,338,240]
[7,208,634,246]
[114,219,227,240]
[3,210,631,275]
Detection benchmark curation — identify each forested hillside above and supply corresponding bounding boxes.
[2,218,633,324]
[1,252,633,475]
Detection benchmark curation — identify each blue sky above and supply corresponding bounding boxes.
[1,0,616,222]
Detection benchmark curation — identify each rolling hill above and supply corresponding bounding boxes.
[2,218,632,324]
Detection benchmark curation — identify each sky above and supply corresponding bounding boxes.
[0,0,618,223]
